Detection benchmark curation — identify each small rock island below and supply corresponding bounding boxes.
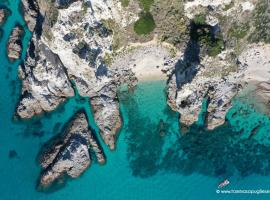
[39,111,104,189]
[7,25,24,61]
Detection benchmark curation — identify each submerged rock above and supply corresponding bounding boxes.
[39,111,105,189]
[7,25,24,62]
[9,150,19,159]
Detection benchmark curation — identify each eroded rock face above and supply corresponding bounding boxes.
[91,96,122,150]
[167,51,246,129]
[7,25,24,61]
[21,0,39,32]
[165,0,268,130]
[16,34,74,118]
[39,111,105,189]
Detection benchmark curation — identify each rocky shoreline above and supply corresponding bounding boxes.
[11,0,270,189]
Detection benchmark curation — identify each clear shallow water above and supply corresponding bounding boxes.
[1,1,270,199]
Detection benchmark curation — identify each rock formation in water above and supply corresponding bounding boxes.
[16,37,75,118]
[0,7,9,25]
[166,0,270,129]
[20,0,39,32]
[7,25,24,61]
[39,111,105,189]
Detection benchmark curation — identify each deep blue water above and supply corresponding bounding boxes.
[1,1,270,199]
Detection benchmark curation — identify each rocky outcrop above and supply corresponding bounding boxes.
[39,111,105,189]
[16,0,138,151]
[7,25,24,61]
[0,8,10,25]
[91,96,122,150]
[40,0,138,149]
[0,9,5,25]
[21,0,39,32]
[257,82,270,104]
[167,51,246,129]
[165,0,266,130]
[16,34,74,118]
[17,1,74,118]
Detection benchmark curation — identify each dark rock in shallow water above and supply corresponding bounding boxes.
[7,25,24,62]
[38,111,105,190]
[9,150,19,159]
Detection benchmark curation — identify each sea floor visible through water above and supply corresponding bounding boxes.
[1,1,270,200]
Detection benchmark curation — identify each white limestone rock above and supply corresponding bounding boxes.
[16,34,75,118]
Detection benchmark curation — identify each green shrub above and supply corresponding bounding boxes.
[139,0,154,11]
[193,14,206,25]
[120,0,130,7]
[248,0,270,43]
[208,39,224,57]
[228,23,250,39]
[134,12,156,35]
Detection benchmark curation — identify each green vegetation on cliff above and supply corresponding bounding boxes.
[191,21,224,57]
[133,0,156,35]
[138,0,154,11]
[228,23,250,40]
[193,14,206,26]
[248,0,270,43]
[120,0,130,7]
[134,12,156,35]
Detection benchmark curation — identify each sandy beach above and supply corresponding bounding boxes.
[112,44,176,82]
[238,44,270,114]
[240,44,270,83]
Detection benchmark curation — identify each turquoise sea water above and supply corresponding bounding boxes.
[1,1,270,199]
